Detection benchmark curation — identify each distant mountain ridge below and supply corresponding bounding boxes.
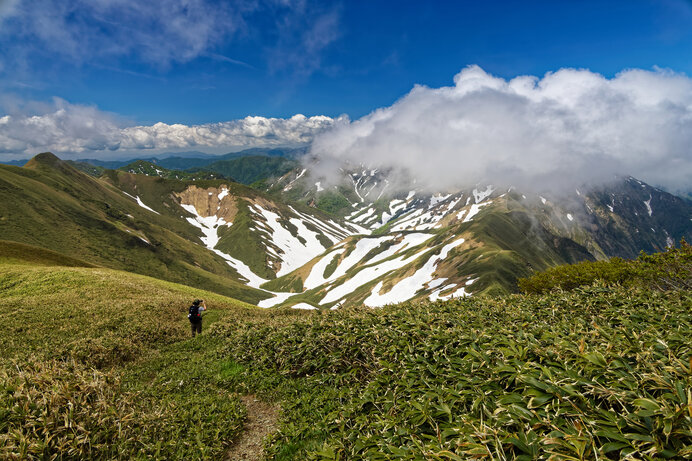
[2,152,691,309]
[0,146,306,169]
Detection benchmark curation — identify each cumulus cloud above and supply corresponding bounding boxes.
[119,114,341,150]
[0,98,341,157]
[308,66,692,193]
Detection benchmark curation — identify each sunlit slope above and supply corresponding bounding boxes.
[0,256,255,366]
[0,153,267,302]
[104,166,364,283]
[0,256,263,459]
[0,239,95,267]
[263,197,597,306]
[219,285,692,459]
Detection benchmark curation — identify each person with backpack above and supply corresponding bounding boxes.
[188,299,207,337]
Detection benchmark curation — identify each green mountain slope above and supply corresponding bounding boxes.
[0,258,269,459]
[119,159,229,181]
[0,239,95,267]
[202,154,298,185]
[0,153,267,303]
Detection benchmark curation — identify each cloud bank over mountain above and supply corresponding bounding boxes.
[0,98,342,157]
[308,66,692,193]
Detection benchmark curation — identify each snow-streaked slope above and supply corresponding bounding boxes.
[304,248,346,289]
[319,246,432,305]
[122,191,161,215]
[181,203,268,288]
[363,238,465,307]
[250,204,327,276]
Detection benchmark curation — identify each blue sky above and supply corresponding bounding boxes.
[0,0,691,170]
[2,0,691,123]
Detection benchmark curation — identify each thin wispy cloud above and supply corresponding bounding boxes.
[266,2,342,77]
[0,0,250,69]
[309,66,692,193]
[207,53,256,70]
[0,0,342,77]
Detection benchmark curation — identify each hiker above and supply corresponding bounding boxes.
[188,299,207,337]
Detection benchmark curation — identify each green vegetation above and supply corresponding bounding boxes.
[315,191,351,215]
[0,260,270,460]
[2,239,691,459]
[0,239,94,267]
[202,155,298,185]
[216,286,692,459]
[0,155,268,303]
[519,240,691,294]
[66,159,107,177]
[119,160,227,181]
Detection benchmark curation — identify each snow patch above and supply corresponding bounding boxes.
[352,207,375,223]
[252,205,329,277]
[644,196,652,216]
[123,191,160,215]
[473,185,494,203]
[463,201,491,222]
[181,203,268,288]
[319,244,431,305]
[258,292,294,308]
[429,193,451,208]
[304,249,346,290]
[364,238,465,307]
[291,303,317,310]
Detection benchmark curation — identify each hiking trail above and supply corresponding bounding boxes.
[225,395,279,460]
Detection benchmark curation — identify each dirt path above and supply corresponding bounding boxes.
[225,395,280,461]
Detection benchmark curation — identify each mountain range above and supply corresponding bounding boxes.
[1,151,690,309]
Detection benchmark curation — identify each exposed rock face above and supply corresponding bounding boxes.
[175,185,239,222]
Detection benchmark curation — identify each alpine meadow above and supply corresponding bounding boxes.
[1,1,691,460]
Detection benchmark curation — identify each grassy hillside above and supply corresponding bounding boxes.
[0,258,279,459]
[0,239,95,267]
[0,154,268,303]
[215,286,692,460]
[518,240,692,294]
[2,243,690,459]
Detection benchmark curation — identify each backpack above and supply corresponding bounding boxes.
[188,304,201,322]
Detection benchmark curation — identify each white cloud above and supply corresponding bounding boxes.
[308,66,692,193]
[0,0,342,76]
[0,98,341,156]
[119,114,340,150]
[0,0,249,68]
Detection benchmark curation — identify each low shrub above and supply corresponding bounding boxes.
[217,287,692,459]
[518,240,691,294]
